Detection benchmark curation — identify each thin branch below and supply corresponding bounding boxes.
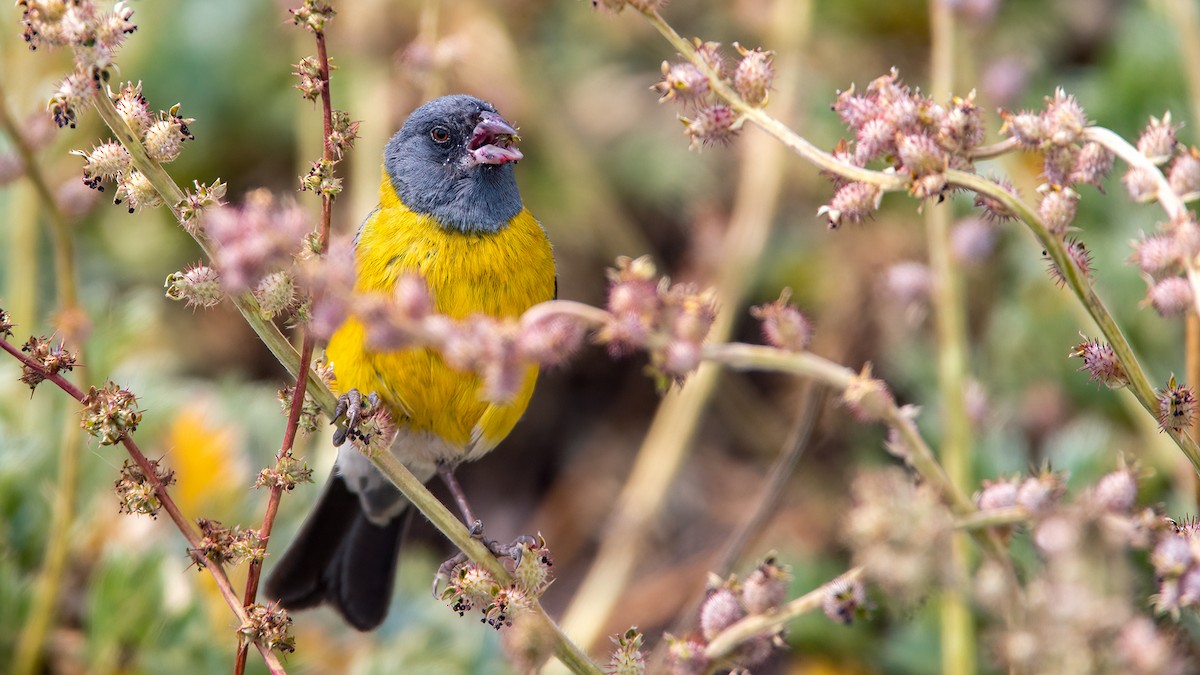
[0,334,288,673]
[946,168,1200,473]
[90,89,337,417]
[703,566,865,662]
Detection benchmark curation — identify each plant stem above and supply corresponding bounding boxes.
[637,6,905,192]
[0,80,88,675]
[1165,0,1200,507]
[927,2,975,672]
[705,343,974,514]
[703,566,865,662]
[0,334,288,673]
[90,90,337,417]
[946,168,1200,473]
[556,12,801,649]
[366,449,602,674]
[955,506,1029,530]
[235,16,338,672]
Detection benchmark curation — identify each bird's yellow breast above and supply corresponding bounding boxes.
[326,171,555,453]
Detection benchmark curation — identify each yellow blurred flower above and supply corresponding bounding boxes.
[166,406,242,518]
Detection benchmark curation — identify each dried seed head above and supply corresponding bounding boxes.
[205,190,312,292]
[607,628,646,675]
[113,169,162,213]
[254,270,297,319]
[699,586,745,641]
[19,335,77,390]
[819,181,882,228]
[1169,213,1200,264]
[74,140,130,189]
[1123,166,1160,203]
[833,84,881,130]
[681,104,738,149]
[1043,238,1093,288]
[113,81,151,136]
[1070,335,1128,389]
[976,477,1019,511]
[1000,109,1045,148]
[80,381,142,445]
[1169,147,1200,202]
[750,288,811,351]
[842,363,894,422]
[193,518,265,567]
[733,43,774,107]
[114,457,174,518]
[238,603,295,655]
[655,61,709,104]
[692,39,727,79]
[1070,141,1114,188]
[1156,375,1197,433]
[1146,276,1193,317]
[854,117,896,162]
[938,92,985,152]
[165,263,223,309]
[510,536,554,596]
[741,557,791,614]
[1042,88,1088,146]
[327,109,360,159]
[1015,471,1066,514]
[1151,533,1194,578]
[1037,184,1079,236]
[442,563,500,617]
[255,454,315,492]
[289,0,336,33]
[292,55,323,102]
[177,179,228,236]
[1092,467,1139,513]
[822,577,868,625]
[49,72,95,128]
[844,468,954,605]
[896,132,946,177]
[665,635,709,675]
[143,117,189,163]
[518,313,585,368]
[1137,112,1179,165]
[299,158,342,198]
[1129,232,1180,276]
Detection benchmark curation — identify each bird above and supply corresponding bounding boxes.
[264,95,556,631]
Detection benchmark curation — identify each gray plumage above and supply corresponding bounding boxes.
[385,94,523,234]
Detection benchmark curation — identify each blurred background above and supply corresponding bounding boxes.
[2,0,1199,672]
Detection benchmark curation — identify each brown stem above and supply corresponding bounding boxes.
[236,20,339,674]
[0,334,287,673]
[234,333,316,675]
[315,29,334,253]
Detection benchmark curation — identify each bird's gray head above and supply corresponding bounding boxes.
[384,95,524,234]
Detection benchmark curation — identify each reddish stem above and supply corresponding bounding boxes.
[0,335,287,673]
[315,29,334,253]
[234,335,316,674]
[236,21,337,675]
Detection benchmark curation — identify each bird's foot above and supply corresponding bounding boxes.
[331,388,380,446]
[430,527,547,598]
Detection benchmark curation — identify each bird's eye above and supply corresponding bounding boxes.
[430,126,450,143]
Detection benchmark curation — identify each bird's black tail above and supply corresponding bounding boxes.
[264,472,405,631]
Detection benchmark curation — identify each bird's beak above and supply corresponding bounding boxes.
[467,111,523,166]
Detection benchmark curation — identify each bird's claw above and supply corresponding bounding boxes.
[433,552,469,598]
[432,528,542,597]
[331,389,379,447]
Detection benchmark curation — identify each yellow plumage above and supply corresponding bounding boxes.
[326,170,556,454]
